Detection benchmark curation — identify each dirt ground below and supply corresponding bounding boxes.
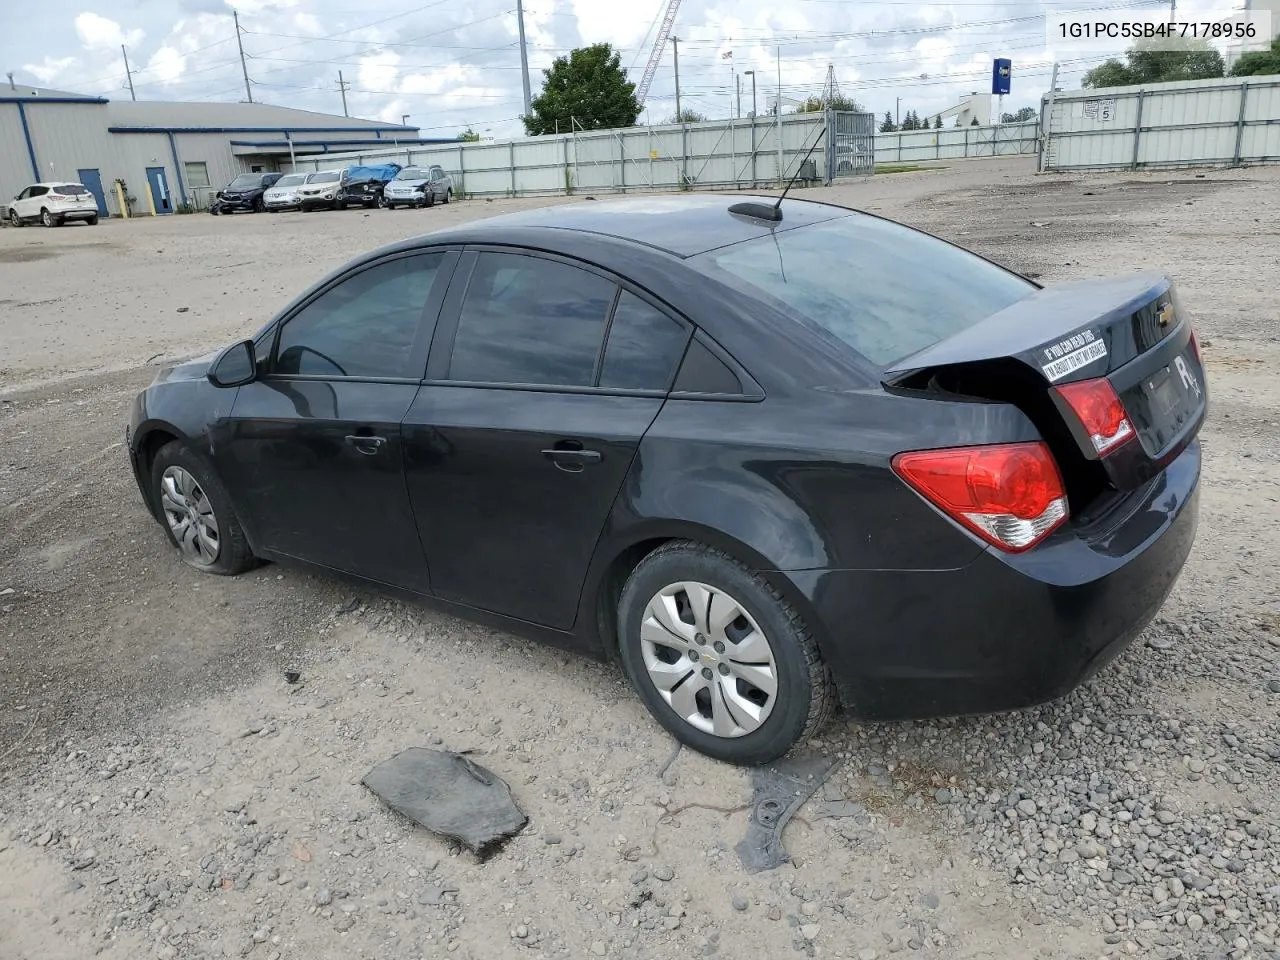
[1,157,1278,960]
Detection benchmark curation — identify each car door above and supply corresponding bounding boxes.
[402,248,692,629]
[429,166,447,200]
[16,186,44,219]
[212,249,459,592]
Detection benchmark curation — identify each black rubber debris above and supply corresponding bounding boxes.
[735,754,841,873]
[362,748,527,855]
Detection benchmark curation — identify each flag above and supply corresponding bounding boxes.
[721,50,733,59]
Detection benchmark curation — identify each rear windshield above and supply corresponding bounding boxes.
[273,174,306,187]
[52,184,90,195]
[693,214,1035,366]
[307,171,340,184]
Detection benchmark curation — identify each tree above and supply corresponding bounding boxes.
[1229,38,1280,77]
[1083,38,1225,88]
[1000,106,1036,123]
[667,108,706,123]
[793,94,865,113]
[524,42,641,135]
[970,116,980,125]
[457,128,480,142]
[933,115,942,129]
[879,111,896,132]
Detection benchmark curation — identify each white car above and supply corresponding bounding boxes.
[8,182,100,227]
[297,171,343,211]
[263,173,308,211]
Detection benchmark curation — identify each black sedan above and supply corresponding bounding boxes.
[125,194,1205,765]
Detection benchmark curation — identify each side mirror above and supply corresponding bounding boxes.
[208,339,257,388]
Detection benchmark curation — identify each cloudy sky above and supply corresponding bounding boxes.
[0,0,1235,138]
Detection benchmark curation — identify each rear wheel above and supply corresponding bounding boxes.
[616,542,833,765]
[86,215,98,226]
[150,441,255,576]
[442,188,451,204]
[41,209,58,227]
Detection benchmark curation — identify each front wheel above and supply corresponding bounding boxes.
[8,209,21,227]
[616,542,833,766]
[253,197,265,213]
[150,441,255,576]
[424,191,435,208]
[41,209,58,227]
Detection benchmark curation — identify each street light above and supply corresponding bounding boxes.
[743,70,757,118]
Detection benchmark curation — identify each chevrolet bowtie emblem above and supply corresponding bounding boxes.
[1157,302,1174,327]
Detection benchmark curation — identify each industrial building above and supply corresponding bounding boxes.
[1,81,451,217]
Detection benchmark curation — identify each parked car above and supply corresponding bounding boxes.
[124,194,1205,766]
[335,163,402,209]
[210,172,282,215]
[297,171,344,211]
[8,182,99,227]
[262,173,309,212]
[381,165,452,208]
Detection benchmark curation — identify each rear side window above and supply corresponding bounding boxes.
[693,214,1034,366]
[448,253,616,386]
[599,292,689,390]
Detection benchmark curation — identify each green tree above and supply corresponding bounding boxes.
[457,128,480,142]
[1083,38,1225,88]
[933,115,942,129]
[667,108,707,123]
[1001,106,1036,123]
[794,94,864,113]
[524,42,641,135]
[970,116,980,125]
[880,111,896,132]
[1229,38,1280,76]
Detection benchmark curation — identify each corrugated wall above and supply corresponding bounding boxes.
[0,105,37,205]
[1043,76,1280,172]
[873,121,1039,164]
[284,114,850,197]
[8,102,128,214]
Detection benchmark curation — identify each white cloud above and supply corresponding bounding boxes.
[74,12,144,50]
[21,56,78,85]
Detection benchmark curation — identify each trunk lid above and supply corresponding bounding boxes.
[884,271,1206,504]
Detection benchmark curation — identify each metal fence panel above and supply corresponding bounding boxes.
[872,121,1039,164]
[829,110,875,177]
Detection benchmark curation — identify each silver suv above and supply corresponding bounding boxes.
[381,165,453,209]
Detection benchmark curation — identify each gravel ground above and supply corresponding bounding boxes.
[2,157,1279,960]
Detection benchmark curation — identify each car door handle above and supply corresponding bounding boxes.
[345,434,386,454]
[541,447,601,463]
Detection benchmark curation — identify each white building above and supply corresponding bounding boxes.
[1225,0,1280,69]
[1,81,451,217]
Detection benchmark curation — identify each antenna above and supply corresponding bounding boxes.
[727,123,828,223]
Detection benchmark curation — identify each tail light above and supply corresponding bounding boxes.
[1054,377,1134,456]
[891,442,1068,553]
[1188,328,1201,363]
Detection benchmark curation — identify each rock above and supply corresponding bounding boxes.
[1187,914,1204,931]
[732,896,749,911]
[859,950,880,960]
[591,941,607,957]
[653,865,675,882]
[514,924,529,939]
[1147,637,1174,651]
[922,892,940,910]
[934,789,952,804]
[35,832,52,847]
[1016,799,1037,817]
[767,906,782,921]
[218,785,253,813]
[544,833,562,845]
[315,889,333,907]
[1267,679,1280,694]
[480,721,501,736]
[1187,758,1206,774]
[800,923,821,940]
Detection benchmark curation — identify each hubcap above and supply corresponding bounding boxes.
[159,466,220,565]
[639,581,778,738]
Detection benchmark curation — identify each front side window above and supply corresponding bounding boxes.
[448,253,617,387]
[430,166,446,179]
[693,213,1035,366]
[275,254,445,379]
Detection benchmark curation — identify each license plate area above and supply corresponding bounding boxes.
[1121,346,1205,457]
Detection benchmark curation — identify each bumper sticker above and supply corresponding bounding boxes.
[1041,329,1108,381]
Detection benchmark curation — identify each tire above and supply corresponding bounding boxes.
[424,191,435,208]
[87,215,98,226]
[253,197,265,213]
[616,541,833,765]
[41,209,58,227]
[9,209,21,227]
[442,188,451,204]
[150,441,255,576]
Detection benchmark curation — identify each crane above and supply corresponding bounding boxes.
[634,0,683,107]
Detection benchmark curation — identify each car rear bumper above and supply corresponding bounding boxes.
[54,207,99,219]
[783,441,1201,721]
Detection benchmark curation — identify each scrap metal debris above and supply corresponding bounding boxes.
[362,748,527,855]
[735,754,842,873]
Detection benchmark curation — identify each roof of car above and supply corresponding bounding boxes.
[28,181,85,187]
[430,193,854,258]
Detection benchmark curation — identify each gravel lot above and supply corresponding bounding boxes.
[2,157,1279,960]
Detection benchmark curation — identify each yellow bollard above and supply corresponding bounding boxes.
[114,180,130,218]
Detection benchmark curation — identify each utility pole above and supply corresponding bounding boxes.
[1169,0,1175,22]
[672,36,682,120]
[233,9,253,103]
[122,44,136,100]
[776,45,783,184]
[516,0,532,117]
[896,96,900,127]
[1041,61,1060,173]
[744,70,756,117]
[336,71,350,116]
[736,72,741,119]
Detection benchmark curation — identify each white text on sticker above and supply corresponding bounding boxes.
[1042,339,1108,381]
